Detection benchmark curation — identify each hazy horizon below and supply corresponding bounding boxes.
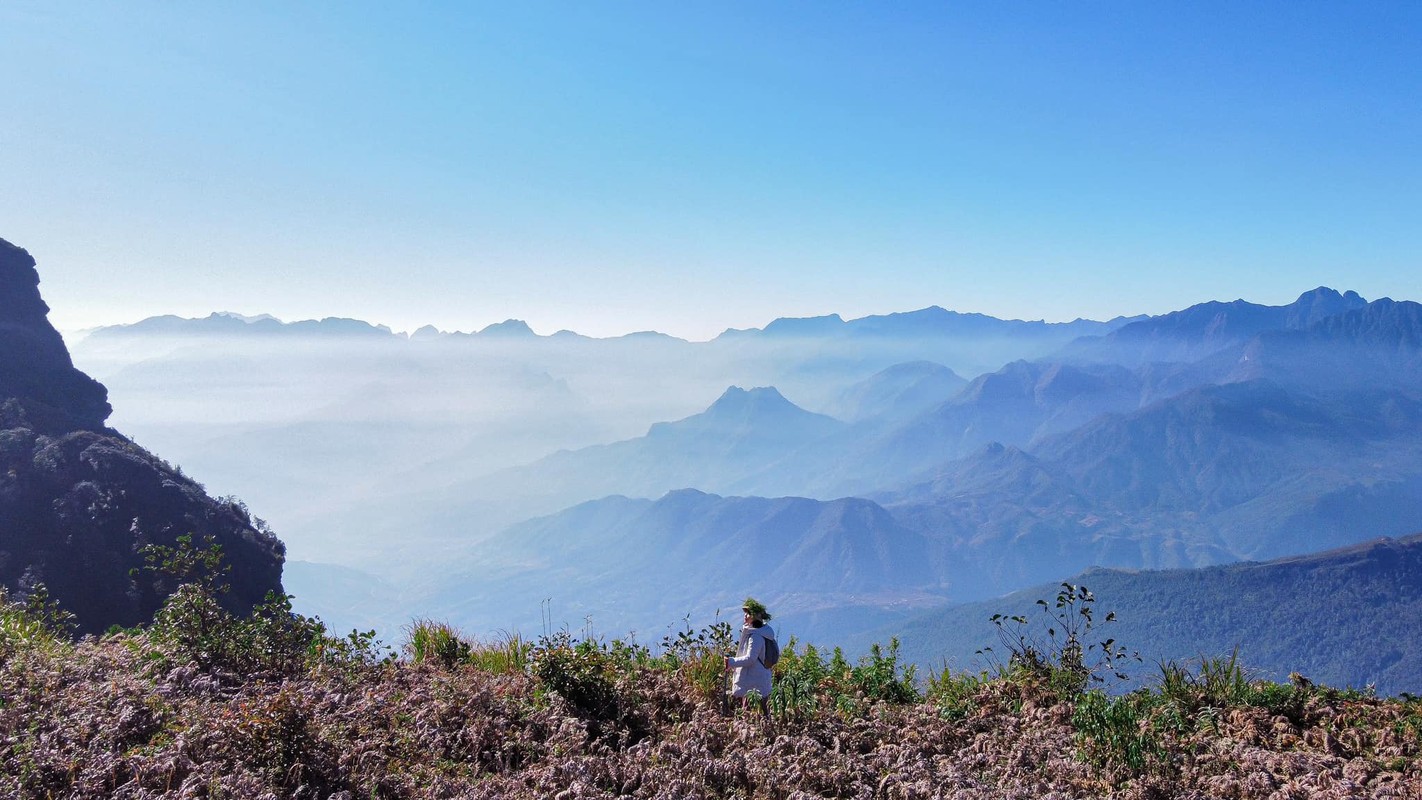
[5,3,1419,340]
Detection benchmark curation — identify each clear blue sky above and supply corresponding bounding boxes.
[3,2,1419,339]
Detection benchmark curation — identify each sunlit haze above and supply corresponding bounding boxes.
[3,2,1420,339]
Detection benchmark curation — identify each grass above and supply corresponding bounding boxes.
[2,581,1419,798]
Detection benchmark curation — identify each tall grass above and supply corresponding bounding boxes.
[404,619,471,668]
[466,632,534,675]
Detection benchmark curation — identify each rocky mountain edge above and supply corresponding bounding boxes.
[0,237,286,633]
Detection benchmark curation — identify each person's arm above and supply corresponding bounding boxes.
[726,632,763,669]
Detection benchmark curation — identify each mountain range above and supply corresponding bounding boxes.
[49,253,1422,692]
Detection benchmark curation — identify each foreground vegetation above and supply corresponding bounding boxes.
[2,565,1420,798]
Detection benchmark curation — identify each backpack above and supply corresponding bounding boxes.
[759,634,780,669]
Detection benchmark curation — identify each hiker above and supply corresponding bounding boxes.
[724,596,776,719]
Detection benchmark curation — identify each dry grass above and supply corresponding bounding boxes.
[1,606,1420,799]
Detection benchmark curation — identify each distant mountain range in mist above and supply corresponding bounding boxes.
[88,305,1143,344]
[54,266,1422,691]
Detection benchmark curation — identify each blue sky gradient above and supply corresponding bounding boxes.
[3,2,1419,338]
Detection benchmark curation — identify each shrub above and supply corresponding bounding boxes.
[981,583,1138,701]
[927,666,987,720]
[531,631,619,722]
[1073,690,1168,778]
[141,535,331,676]
[0,585,73,661]
[659,615,734,703]
[766,637,920,723]
[150,586,326,675]
[404,620,472,669]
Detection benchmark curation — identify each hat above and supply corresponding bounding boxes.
[741,596,771,621]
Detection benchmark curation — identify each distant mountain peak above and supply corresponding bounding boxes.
[761,313,846,337]
[476,319,537,337]
[210,311,280,324]
[706,385,794,414]
[1286,287,1368,329]
[644,385,842,442]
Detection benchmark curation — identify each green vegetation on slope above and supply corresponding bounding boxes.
[887,534,1422,696]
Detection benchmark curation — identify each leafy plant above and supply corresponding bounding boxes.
[0,585,73,660]
[926,666,986,721]
[766,637,920,723]
[980,583,1138,699]
[532,631,619,722]
[659,614,734,703]
[135,533,231,597]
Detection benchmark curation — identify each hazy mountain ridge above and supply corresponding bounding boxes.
[403,386,848,542]
[62,280,1422,662]
[875,377,1422,596]
[820,360,969,423]
[418,487,946,643]
[1059,287,1369,367]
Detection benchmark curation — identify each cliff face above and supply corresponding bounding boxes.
[0,239,112,434]
[0,238,285,634]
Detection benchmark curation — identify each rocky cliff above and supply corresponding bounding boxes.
[0,238,285,635]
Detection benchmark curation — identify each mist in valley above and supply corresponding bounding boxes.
[68,309,1128,640]
[63,289,1422,656]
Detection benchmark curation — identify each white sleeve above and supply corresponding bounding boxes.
[727,632,763,669]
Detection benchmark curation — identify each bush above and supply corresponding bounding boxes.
[0,585,73,661]
[981,583,1138,701]
[531,631,619,722]
[150,586,326,675]
[404,620,472,669]
[1073,690,1169,778]
[659,615,734,704]
[927,667,987,721]
[767,637,920,723]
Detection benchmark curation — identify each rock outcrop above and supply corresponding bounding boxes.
[0,237,285,634]
[0,239,111,434]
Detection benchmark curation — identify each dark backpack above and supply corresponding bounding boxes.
[759,635,780,669]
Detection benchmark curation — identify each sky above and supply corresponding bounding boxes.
[2,1,1419,340]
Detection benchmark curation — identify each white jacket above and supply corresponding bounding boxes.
[728,623,775,699]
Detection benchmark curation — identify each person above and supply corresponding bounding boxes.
[724,596,776,719]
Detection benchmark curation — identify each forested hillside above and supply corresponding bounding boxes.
[883,534,1422,696]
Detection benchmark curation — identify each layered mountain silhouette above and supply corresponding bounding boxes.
[417,287,1422,640]
[64,276,1422,679]
[420,488,947,642]
[416,386,846,535]
[821,361,969,424]
[1059,287,1369,367]
[0,238,286,634]
[89,311,396,339]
